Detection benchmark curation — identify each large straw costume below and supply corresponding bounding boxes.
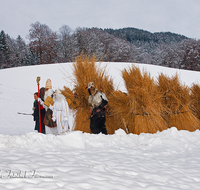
[157,73,200,131]
[109,65,168,135]
[61,55,125,134]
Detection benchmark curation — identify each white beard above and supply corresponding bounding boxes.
[44,89,54,100]
[53,93,65,102]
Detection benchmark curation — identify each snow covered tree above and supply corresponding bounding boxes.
[72,27,88,56]
[83,28,105,60]
[0,30,10,68]
[14,35,27,66]
[22,49,39,66]
[179,39,200,71]
[151,43,183,68]
[57,25,73,62]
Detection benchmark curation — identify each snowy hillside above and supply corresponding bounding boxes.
[0,62,199,135]
[0,62,200,190]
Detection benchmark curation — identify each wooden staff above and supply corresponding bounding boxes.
[17,112,33,115]
[36,77,42,133]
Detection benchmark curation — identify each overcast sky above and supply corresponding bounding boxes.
[1,0,200,40]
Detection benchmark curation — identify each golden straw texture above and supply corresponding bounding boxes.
[110,65,168,134]
[157,73,200,131]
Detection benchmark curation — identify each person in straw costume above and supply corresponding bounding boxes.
[40,79,57,135]
[109,65,168,134]
[157,73,200,131]
[87,82,108,134]
[49,90,70,135]
[61,54,126,134]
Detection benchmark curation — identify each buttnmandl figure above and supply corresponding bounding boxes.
[87,82,108,135]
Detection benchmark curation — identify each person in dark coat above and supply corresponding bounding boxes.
[87,82,108,135]
[33,92,46,134]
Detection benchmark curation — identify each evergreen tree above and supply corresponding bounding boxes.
[15,35,27,66]
[0,30,10,68]
[24,49,40,65]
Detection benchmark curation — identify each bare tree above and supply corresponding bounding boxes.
[28,22,58,64]
[57,25,73,62]
[179,39,200,71]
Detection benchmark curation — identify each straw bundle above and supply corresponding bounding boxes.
[108,91,131,133]
[61,86,79,110]
[109,65,168,135]
[61,54,122,134]
[190,83,200,120]
[157,73,200,131]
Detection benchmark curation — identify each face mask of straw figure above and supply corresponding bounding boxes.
[87,82,108,134]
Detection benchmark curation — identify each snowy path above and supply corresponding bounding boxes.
[0,128,200,190]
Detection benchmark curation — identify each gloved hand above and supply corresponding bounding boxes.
[38,98,44,105]
[52,117,56,122]
[49,105,53,110]
[96,109,100,113]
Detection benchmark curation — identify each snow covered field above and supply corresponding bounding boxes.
[0,62,200,189]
